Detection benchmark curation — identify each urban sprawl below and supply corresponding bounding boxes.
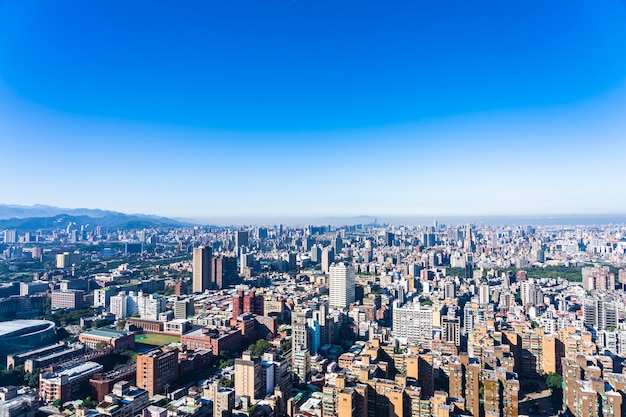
[1,221,626,417]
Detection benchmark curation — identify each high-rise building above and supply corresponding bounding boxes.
[234,351,262,400]
[582,265,615,291]
[392,302,433,349]
[3,229,17,244]
[292,347,310,384]
[204,380,234,417]
[332,235,343,254]
[291,309,311,352]
[213,255,238,289]
[136,347,179,397]
[465,253,474,280]
[192,246,212,293]
[56,252,71,269]
[236,230,249,248]
[478,283,490,306]
[310,245,322,264]
[385,231,394,247]
[321,248,334,274]
[442,316,461,347]
[329,262,355,309]
[444,280,455,299]
[173,298,194,320]
[464,224,473,253]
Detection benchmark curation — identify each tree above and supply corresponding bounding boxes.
[248,339,272,358]
[51,399,62,409]
[24,369,40,388]
[280,339,292,352]
[546,372,564,410]
[56,327,71,341]
[546,372,563,390]
[95,341,108,349]
[83,396,96,408]
[219,376,234,388]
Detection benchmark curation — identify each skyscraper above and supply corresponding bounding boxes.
[236,230,249,248]
[192,246,212,293]
[329,262,355,309]
[464,224,473,253]
[321,248,334,274]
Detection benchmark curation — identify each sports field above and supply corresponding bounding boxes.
[135,333,180,346]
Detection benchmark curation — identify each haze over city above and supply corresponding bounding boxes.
[1,1,626,222]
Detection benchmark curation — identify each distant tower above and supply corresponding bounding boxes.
[236,230,249,248]
[464,224,473,253]
[321,248,334,273]
[465,253,473,280]
[192,246,212,293]
[329,262,356,309]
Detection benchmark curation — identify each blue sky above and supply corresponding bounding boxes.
[1,0,625,221]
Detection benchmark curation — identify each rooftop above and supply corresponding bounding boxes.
[0,320,55,338]
[83,328,129,339]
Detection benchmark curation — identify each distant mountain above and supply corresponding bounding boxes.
[0,204,119,219]
[0,204,190,230]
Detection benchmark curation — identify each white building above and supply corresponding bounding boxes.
[392,302,433,349]
[328,262,355,309]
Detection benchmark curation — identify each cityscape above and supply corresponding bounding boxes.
[2,2,626,417]
[1,217,626,417]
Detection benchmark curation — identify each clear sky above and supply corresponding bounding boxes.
[1,0,626,221]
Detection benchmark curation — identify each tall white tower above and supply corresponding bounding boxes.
[329,262,355,309]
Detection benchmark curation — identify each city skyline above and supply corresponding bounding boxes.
[1,1,626,219]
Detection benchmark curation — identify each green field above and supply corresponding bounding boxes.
[135,334,180,346]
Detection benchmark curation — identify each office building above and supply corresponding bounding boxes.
[235,230,249,248]
[192,246,212,293]
[213,255,238,289]
[321,248,334,274]
[51,290,84,310]
[173,298,195,320]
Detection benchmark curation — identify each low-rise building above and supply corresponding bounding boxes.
[78,328,135,350]
[39,361,103,402]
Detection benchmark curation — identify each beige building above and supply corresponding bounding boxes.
[192,246,212,293]
[234,351,262,400]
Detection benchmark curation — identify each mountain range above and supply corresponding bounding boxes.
[0,204,190,230]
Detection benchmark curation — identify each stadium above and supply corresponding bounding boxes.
[0,319,56,358]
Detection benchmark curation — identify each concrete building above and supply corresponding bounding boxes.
[203,380,234,417]
[51,290,84,310]
[235,230,249,248]
[136,347,179,397]
[173,298,195,320]
[78,328,135,350]
[192,246,212,293]
[95,381,149,417]
[234,351,262,401]
[0,387,40,417]
[392,302,433,349]
[39,361,103,402]
[328,262,355,309]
